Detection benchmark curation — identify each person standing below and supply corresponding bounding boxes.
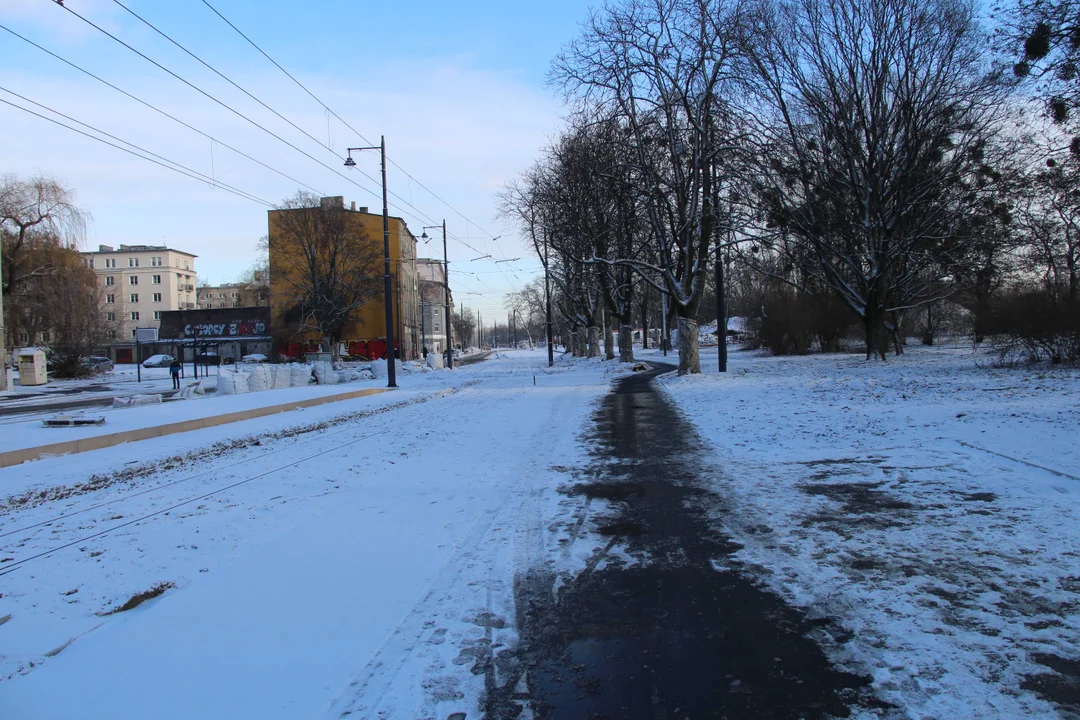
[169,358,181,390]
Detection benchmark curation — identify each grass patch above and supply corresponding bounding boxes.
[99,581,176,616]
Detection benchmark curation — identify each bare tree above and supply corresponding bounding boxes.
[1,174,88,356]
[741,0,1009,359]
[552,0,749,374]
[35,260,119,377]
[453,304,477,349]
[268,192,382,358]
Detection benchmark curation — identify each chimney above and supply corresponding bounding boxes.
[98,244,114,252]
[350,201,356,211]
[358,206,369,214]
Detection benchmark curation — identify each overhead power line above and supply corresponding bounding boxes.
[104,0,480,240]
[53,2,395,211]
[0,23,327,197]
[197,0,508,245]
[193,0,526,290]
[0,84,273,205]
[0,95,272,206]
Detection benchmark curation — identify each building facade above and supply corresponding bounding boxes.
[197,283,268,310]
[267,197,419,359]
[417,258,454,355]
[81,244,198,343]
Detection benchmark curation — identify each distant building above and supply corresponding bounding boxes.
[417,258,455,354]
[268,197,419,359]
[80,244,198,358]
[197,282,268,310]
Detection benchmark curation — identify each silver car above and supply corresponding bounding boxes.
[82,356,114,373]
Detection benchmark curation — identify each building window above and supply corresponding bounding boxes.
[129,293,139,303]
[231,292,239,298]
[130,311,140,321]
[106,312,116,321]
[152,275,161,284]
[154,311,161,320]
[105,276,114,286]
[153,292,162,302]
[129,258,139,267]
[152,256,162,267]
[87,258,94,268]
[218,292,225,298]
[129,275,138,285]
[106,294,115,303]
[105,258,116,268]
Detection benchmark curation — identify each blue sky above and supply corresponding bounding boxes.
[0,0,591,318]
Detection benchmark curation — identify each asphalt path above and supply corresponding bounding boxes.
[487,362,888,719]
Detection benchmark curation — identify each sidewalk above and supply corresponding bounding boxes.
[0,379,389,467]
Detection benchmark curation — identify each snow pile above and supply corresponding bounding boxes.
[426,353,444,370]
[111,394,162,408]
[174,382,206,401]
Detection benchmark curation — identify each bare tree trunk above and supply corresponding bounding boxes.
[677,317,701,375]
[618,323,634,362]
[604,312,616,360]
[639,286,649,350]
[922,303,936,346]
[575,326,588,357]
[586,325,600,358]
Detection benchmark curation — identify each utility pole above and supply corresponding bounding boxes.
[715,243,727,373]
[0,243,6,391]
[544,230,553,367]
[442,220,453,369]
[420,299,427,356]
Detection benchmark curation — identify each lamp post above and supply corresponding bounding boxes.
[420,221,453,369]
[0,244,6,391]
[542,227,554,367]
[345,138,396,388]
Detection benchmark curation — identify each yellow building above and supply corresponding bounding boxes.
[268,197,419,359]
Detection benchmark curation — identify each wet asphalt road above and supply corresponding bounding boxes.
[488,363,884,719]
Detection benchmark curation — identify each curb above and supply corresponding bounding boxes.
[0,386,393,469]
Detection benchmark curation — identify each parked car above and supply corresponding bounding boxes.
[240,353,269,363]
[195,352,220,366]
[81,356,114,373]
[142,354,174,368]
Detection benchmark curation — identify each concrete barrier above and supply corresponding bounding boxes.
[0,386,392,469]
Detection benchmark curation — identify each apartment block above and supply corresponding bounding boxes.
[81,244,198,341]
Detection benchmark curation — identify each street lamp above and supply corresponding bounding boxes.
[420,221,453,370]
[345,138,397,388]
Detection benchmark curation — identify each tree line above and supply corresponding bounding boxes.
[501,0,1080,373]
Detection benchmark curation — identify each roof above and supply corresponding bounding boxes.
[81,244,198,257]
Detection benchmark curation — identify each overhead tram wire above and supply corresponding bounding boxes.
[193,0,530,288]
[0,23,327,198]
[0,97,273,207]
[197,0,510,243]
[52,2,398,214]
[99,0,467,236]
[0,85,273,206]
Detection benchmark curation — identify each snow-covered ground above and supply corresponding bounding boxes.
[656,343,1080,718]
[2,343,1077,718]
[0,350,619,719]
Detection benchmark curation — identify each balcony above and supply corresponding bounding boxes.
[183,285,195,292]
